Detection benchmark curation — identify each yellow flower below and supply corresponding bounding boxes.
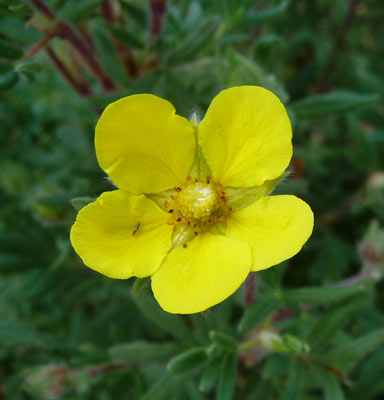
[70,86,313,314]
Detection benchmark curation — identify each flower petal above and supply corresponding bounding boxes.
[198,86,292,187]
[96,94,195,194]
[70,190,174,279]
[226,195,313,271]
[151,233,252,314]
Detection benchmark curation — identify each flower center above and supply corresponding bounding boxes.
[177,182,220,221]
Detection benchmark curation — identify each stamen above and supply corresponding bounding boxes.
[206,176,211,184]
[176,217,182,222]
[164,200,169,208]
[194,231,198,236]
[175,187,181,192]
[167,221,176,225]
[170,195,177,200]
[168,209,174,213]
[186,176,191,181]
[183,243,187,248]
[228,207,233,212]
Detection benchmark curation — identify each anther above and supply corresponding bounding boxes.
[194,177,198,182]
[206,176,211,184]
[176,217,182,222]
[194,231,198,236]
[193,223,197,228]
[164,200,169,208]
[168,209,174,213]
[170,195,177,200]
[228,207,233,212]
[187,221,191,225]
[208,218,212,224]
[175,187,181,192]
[186,176,191,181]
[167,221,176,225]
[183,243,187,248]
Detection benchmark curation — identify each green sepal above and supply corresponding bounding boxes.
[133,277,150,293]
[70,196,95,211]
[225,172,288,212]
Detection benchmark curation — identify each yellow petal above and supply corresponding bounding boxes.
[226,195,313,271]
[95,94,195,194]
[151,233,252,314]
[70,190,174,279]
[198,86,292,187]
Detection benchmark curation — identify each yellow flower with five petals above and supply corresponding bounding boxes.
[70,86,314,314]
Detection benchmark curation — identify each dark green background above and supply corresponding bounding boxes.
[0,0,384,399]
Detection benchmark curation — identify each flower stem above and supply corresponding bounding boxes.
[149,0,167,40]
[46,46,92,96]
[28,0,115,92]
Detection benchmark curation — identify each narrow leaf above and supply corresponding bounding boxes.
[199,356,222,393]
[290,92,379,119]
[167,347,208,373]
[109,341,181,362]
[238,295,280,332]
[217,352,237,400]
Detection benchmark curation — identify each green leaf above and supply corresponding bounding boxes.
[0,71,19,91]
[104,24,144,49]
[133,277,150,293]
[199,356,222,392]
[290,92,379,119]
[70,196,95,211]
[165,15,222,65]
[209,331,238,350]
[238,295,280,332]
[60,0,102,22]
[283,282,370,307]
[324,330,384,365]
[140,371,188,400]
[130,288,192,342]
[0,39,23,60]
[217,352,237,400]
[280,359,300,400]
[167,347,208,373]
[120,1,147,25]
[243,0,290,23]
[307,297,366,349]
[0,62,13,74]
[109,341,181,362]
[317,369,345,400]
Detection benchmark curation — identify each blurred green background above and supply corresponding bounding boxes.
[1,0,384,399]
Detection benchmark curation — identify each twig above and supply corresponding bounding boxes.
[25,29,57,59]
[149,0,167,40]
[28,0,115,91]
[245,273,256,307]
[46,46,92,96]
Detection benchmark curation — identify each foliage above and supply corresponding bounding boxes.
[1,0,384,399]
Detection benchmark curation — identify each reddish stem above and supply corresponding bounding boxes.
[150,0,167,40]
[28,0,115,92]
[29,0,55,19]
[245,273,256,307]
[46,46,92,96]
[101,0,115,24]
[25,30,57,59]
